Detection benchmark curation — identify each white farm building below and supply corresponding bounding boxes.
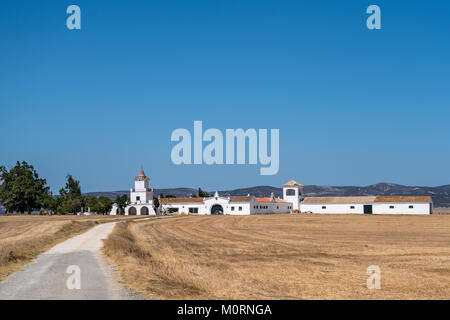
[301,196,433,215]
[110,169,433,216]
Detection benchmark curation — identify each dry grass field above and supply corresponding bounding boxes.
[104,214,450,300]
[0,215,144,280]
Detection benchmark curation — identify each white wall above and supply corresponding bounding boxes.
[161,203,206,214]
[225,202,250,215]
[250,201,291,214]
[125,204,157,215]
[130,189,154,204]
[135,179,148,191]
[301,202,432,215]
[283,186,303,211]
[301,203,366,214]
[160,198,292,215]
[373,203,431,215]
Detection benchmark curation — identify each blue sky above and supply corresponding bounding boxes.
[0,0,449,193]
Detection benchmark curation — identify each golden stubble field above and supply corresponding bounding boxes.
[104,214,450,300]
[0,215,144,280]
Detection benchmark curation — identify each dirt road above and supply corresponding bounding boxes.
[0,222,142,300]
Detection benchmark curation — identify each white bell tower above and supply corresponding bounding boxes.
[130,168,154,204]
[282,180,304,211]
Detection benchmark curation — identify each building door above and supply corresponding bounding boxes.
[210,204,224,215]
[363,205,372,214]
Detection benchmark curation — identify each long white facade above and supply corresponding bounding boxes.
[301,196,433,215]
[110,170,433,216]
[159,192,292,215]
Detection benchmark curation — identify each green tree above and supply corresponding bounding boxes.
[115,194,129,215]
[198,188,209,198]
[57,174,82,214]
[41,193,58,214]
[83,195,98,212]
[97,196,113,214]
[58,198,82,214]
[59,174,81,199]
[153,196,160,211]
[0,161,49,214]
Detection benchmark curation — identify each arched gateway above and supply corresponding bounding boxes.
[210,204,224,215]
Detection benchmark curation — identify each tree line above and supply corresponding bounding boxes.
[0,161,213,215]
[0,161,125,215]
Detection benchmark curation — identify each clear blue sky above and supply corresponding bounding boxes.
[1,0,449,193]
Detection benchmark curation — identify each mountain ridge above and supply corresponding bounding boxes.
[84,183,450,207]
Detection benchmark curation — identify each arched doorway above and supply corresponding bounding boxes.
[140,206,149,215]
[210,204,223,215]
[128,207,137,215]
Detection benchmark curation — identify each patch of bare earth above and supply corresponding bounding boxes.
[104,214,450,299]
[0,215,146,281]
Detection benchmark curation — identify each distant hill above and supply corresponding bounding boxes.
[85,183,450,207]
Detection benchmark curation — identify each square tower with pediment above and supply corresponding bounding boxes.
[130,167,154,205]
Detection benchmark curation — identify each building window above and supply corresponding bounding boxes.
[238,206,242,211]
[189,207,198,214]
[322,206,326,209]
[231,206,235,211]
[168,208,178,213]
[350,206,355,209]
[136,196,140,201]
[286,189,296,196]
[409,205,414,209]
[389,205,394,209]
